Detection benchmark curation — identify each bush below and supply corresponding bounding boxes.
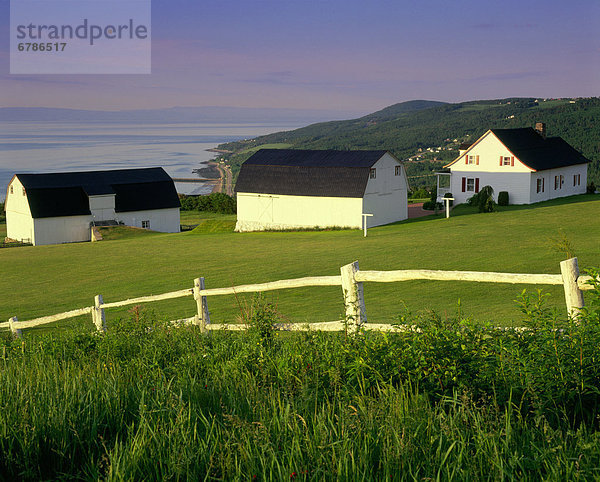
[409,187,430,199]
[587,182,596,194]
[179,193,236,214]
[497,191,509,206]
[469,185,496,213]
[443,192,453,207]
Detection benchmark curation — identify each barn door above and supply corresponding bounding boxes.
[258,196,274,223]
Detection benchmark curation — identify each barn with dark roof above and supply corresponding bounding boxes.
[439,123,589,205]
[234,149,408,232]
[5,167,180,245]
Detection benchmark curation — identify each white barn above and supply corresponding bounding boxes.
[5,167,181,246]
[438,124,589,205]
[234,149,409,232]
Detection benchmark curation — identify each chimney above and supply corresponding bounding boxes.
[535,122,547,139]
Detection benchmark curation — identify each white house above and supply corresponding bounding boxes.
[234,149,409,232]
[5,167,181,246]
[438,123,589,205]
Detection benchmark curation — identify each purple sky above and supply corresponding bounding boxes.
[1,0,599,114]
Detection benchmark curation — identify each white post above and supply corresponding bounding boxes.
[340,261,367,331]
[193,277,210,332]
[362,213,374,237]
[93,295,107,332]
[560,257,585,319]
[8,316,22,338]
[443,197,454,218]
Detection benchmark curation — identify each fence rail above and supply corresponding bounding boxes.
[2,257,595,336]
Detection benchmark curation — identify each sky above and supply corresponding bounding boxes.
[1,0,599,114]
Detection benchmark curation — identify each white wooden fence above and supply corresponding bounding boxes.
[1,257,595,337]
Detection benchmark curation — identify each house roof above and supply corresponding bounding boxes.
[446,127,589,171]
[235,149,391,198]
[490,128,589,170]
[14,167,180,218]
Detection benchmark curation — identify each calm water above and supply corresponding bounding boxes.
[0,122,296,201]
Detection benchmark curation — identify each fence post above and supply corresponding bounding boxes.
[8,316,22,338]
[560,257,585,319]
[340,261,367,331]
[193,277,210,332]
[93,295,107,332]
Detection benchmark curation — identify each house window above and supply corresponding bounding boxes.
[394,165,401,176]
[465,155,479,165]
[536,178,545,193]
[502,157,511,166]
[22,188,26,196]
[369,168,376,179]
[573,174,581,186]
[461,177,479,193]
[10,186,13,194]
[142,220,150,229]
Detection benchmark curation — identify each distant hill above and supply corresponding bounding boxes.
[0,106,362,125]
[217,98,600,189]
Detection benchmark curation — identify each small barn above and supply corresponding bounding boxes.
[438,123,590,205]
[234,149,409,232]
[5,167,180,246]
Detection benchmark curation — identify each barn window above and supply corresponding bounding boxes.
[142,220,150,229]
[536,178,545,193]
[394,165,401,176]
[369,168,376,179]
[554,175,564,190]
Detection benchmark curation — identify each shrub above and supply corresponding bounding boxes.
[469,185,496,212]
[409,187,430,199]
[179,193,236,214]
[443,192,453,207]
[497,191,509,206]
[587,182,596,194]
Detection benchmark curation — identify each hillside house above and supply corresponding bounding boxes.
[438,123,589,205]
[235,149,409,232]
[5,167,180,246]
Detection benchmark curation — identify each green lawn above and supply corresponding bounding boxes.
[1,195,599,330]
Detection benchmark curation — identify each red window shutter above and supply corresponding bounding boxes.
[462,177,466,192]
[465,156,468,165]
[476,155,480,165]
[511,156,514,167]
[542,178,545,192]
[475,178,480,193]
[499,156,503,166]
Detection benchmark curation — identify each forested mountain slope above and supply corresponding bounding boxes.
[218,98,600,189]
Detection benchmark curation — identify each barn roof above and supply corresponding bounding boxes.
[14,167,180,218]
[235,149,390,198]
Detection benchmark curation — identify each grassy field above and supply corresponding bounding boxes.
[238,142,293,155]
[1,195,599,330]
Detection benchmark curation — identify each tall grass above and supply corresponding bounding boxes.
[1,276,600,479]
